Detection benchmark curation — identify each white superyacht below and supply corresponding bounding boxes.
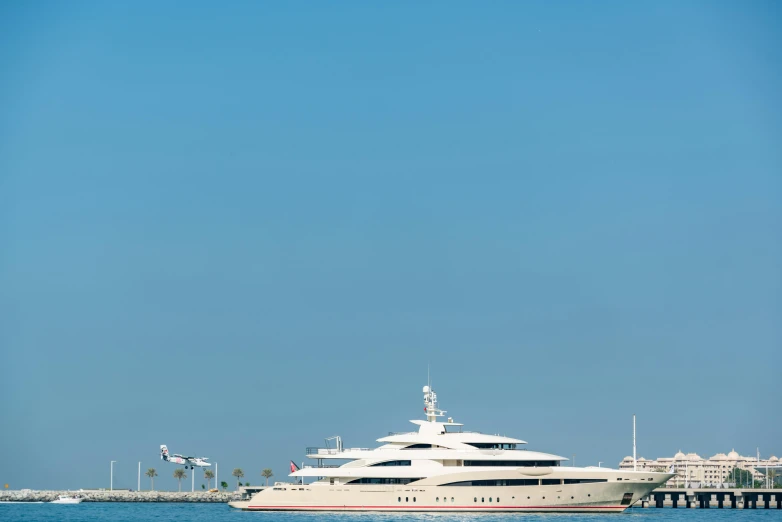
[230,384,672,512]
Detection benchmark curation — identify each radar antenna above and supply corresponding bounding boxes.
[422,383,445,422]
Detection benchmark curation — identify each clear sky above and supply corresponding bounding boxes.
[1,1,780,491]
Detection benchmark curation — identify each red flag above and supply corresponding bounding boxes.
[290,460,300,473]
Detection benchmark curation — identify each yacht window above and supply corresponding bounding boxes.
[402,444,433,449]
[541,479,560,485]
[413,497,416,502]
[436,497,439,502]
[406,497,408,502]
[398,497,401,502]
[497,497,500,502]
[563,479,607,484]
[451,497,454,503]
[441,479,539,487]
[489,497,492,502]
[464,460,559,467]
[346,478,422,485]
[329,478,334,485]
[465,443,517,450]
[481,497,485,502]
[474,497,477,502]
[370,460,411,467]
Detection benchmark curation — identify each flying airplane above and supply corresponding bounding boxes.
[160,445,211,469]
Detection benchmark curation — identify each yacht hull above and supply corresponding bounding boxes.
[231,481,660,513]
[232,506,628,513]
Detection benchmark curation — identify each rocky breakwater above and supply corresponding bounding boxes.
[0,490,238,502]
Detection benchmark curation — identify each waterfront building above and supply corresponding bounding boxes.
[618,450,779,487]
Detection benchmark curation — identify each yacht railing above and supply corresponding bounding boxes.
[306,447,338,455]
[302,465,340,469]
[388,430,488,435]
[305,447,373,455]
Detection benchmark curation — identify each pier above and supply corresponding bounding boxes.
[637,488,780,509]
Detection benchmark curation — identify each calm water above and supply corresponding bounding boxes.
[0,504,780,522]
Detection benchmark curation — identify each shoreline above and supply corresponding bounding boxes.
[0,490,236,503]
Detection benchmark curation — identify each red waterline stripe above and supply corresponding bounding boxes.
[247,505,624,509]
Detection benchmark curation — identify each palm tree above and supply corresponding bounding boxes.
[204,469,215,490]
[173,468,187,492]
[262,468,274,486]
[232,468,244,490]
[220,481,228,491]
[145,468,158,491]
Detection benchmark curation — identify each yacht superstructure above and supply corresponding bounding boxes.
[230,384,672,512]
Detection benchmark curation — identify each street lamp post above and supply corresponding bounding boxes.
[110,461,117,491]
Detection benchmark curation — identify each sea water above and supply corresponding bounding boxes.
[0,504,780,522]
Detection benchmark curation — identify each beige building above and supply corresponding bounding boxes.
[619,450,779,487]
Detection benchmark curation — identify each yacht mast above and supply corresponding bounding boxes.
[633,414,637,472]
[423,384,445,422]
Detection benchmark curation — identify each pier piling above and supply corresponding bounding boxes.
[644,489,778,509]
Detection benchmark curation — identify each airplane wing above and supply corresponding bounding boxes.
[173,454,194,459]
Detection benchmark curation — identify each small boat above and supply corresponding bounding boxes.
[50,495,83,504]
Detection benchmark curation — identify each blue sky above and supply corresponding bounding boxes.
[1,1,780,491]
